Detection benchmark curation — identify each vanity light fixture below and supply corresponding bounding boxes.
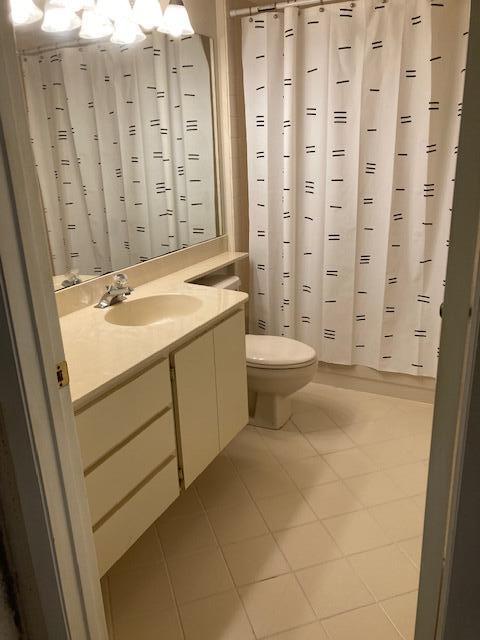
[161,0,194,38]
[132,0,164,31]
[110,16,146,44]
[10,0,43,26]
[41,0,81,32]
[96,0,132,21]
[79,7,113,39]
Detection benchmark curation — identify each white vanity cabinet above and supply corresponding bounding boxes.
[172,309,249,487]
[74,306,248,576]
[75,360,179,576]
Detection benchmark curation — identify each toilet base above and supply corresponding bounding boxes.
[248,391,292,430]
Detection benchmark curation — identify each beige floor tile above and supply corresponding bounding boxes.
[226,428,280,471]
[239,465,297,500]
[398,537,423,568]
[207,500,268,545]
[108,526,163,575]
[109,562,175,625]
[274,521,341,570]
[362,435,431,469]
[255,491,317,531]
[381,591,418,640]
[296,558,374,619]
[396,401,434,431]
[167,546,233,604]
[283,456,338,489]
[162,486,204,520]
[341,419,407,446]
[260,429,318,463]
[266,621,329,639]
[412,492,427,512]
[323,396,397,428]
[304,425,356,455]
[344,472,406,507]
[302,482,362,520]
[349,545,419,600]
[322,604,402,640]
[322,448,379,479]
[195,462,252,511]
[157,512,216,558]
[323,510,390,555]
[370,499,424,542]
[114,607,183,640]
[291,407,339,433]
[239,574,315,638]
[386,462,429,496]
[222,533,290,586]
[179,590,255,640]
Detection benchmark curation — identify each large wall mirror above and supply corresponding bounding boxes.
[15,21,221,290]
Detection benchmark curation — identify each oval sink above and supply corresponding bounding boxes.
[104,294,202,327]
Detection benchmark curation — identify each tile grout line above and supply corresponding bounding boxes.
[191,482,259,639]
[153,522,187,640]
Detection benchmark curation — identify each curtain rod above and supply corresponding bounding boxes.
[229,0,362,18]
[20,37,111,56]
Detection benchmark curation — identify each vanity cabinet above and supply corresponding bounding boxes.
[173,309,249,487]
[74,307,248,576]
[75,360,179,576]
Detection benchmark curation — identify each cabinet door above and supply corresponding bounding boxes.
[173,330,219,487]
[214,310,249,449]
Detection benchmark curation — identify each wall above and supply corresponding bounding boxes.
[0,562,18,640]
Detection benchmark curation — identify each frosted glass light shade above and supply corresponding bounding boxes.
[97,0,131,21]
[111,17,146,45]
[10,0,43,26]
[42,2,81,32]
[80,8,113,39]
[132,0,163,31]
[56,0,95,10]
[162,0,194,38]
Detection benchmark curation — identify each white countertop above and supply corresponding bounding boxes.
[61,253,248,411]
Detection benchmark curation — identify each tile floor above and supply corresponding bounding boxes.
[102,382,433,640]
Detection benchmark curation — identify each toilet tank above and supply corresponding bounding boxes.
[194,273,241,290]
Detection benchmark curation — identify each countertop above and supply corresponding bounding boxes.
[61,252,248,411]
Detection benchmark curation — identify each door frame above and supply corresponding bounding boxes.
[0,1,107,637]
[415,2,480,638]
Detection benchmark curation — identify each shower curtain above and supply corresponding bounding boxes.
[242,0,469,377]
[22,33,216,277]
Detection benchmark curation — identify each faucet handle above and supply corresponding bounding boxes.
[113,273,129,288]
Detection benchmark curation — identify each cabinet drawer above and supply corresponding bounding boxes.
[76,359,171,470]
[94,458,179,576]
[85,409,176,527]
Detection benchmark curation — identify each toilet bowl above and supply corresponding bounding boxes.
[246,335,317,430]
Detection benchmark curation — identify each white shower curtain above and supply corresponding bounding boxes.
[22,33,216,277]
[242,0,469,378]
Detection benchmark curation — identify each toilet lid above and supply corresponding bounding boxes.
[246,335,317,369]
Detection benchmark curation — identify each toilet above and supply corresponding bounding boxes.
[246,335,317,430]
[194,274,317,430]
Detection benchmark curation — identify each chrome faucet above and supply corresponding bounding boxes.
[95,273,134,309]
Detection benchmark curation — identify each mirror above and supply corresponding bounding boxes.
[16,26,220,290]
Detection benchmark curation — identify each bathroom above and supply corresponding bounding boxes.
[0,0,479,639]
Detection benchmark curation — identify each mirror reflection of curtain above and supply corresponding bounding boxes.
[242,0,469,378]
[22,33,216,277]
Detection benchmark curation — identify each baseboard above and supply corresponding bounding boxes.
[314,362,435,404]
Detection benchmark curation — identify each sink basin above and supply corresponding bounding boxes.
[104,294,202,327]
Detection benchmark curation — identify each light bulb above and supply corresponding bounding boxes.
[42,1,81,32]
[132,0,163,31]
[10,0,43,26]
[80,8,113,39]
[111,17,146,45]
[162,0,194,38]
[96,0,132,21]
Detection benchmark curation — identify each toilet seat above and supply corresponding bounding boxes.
[246,335,317,370]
